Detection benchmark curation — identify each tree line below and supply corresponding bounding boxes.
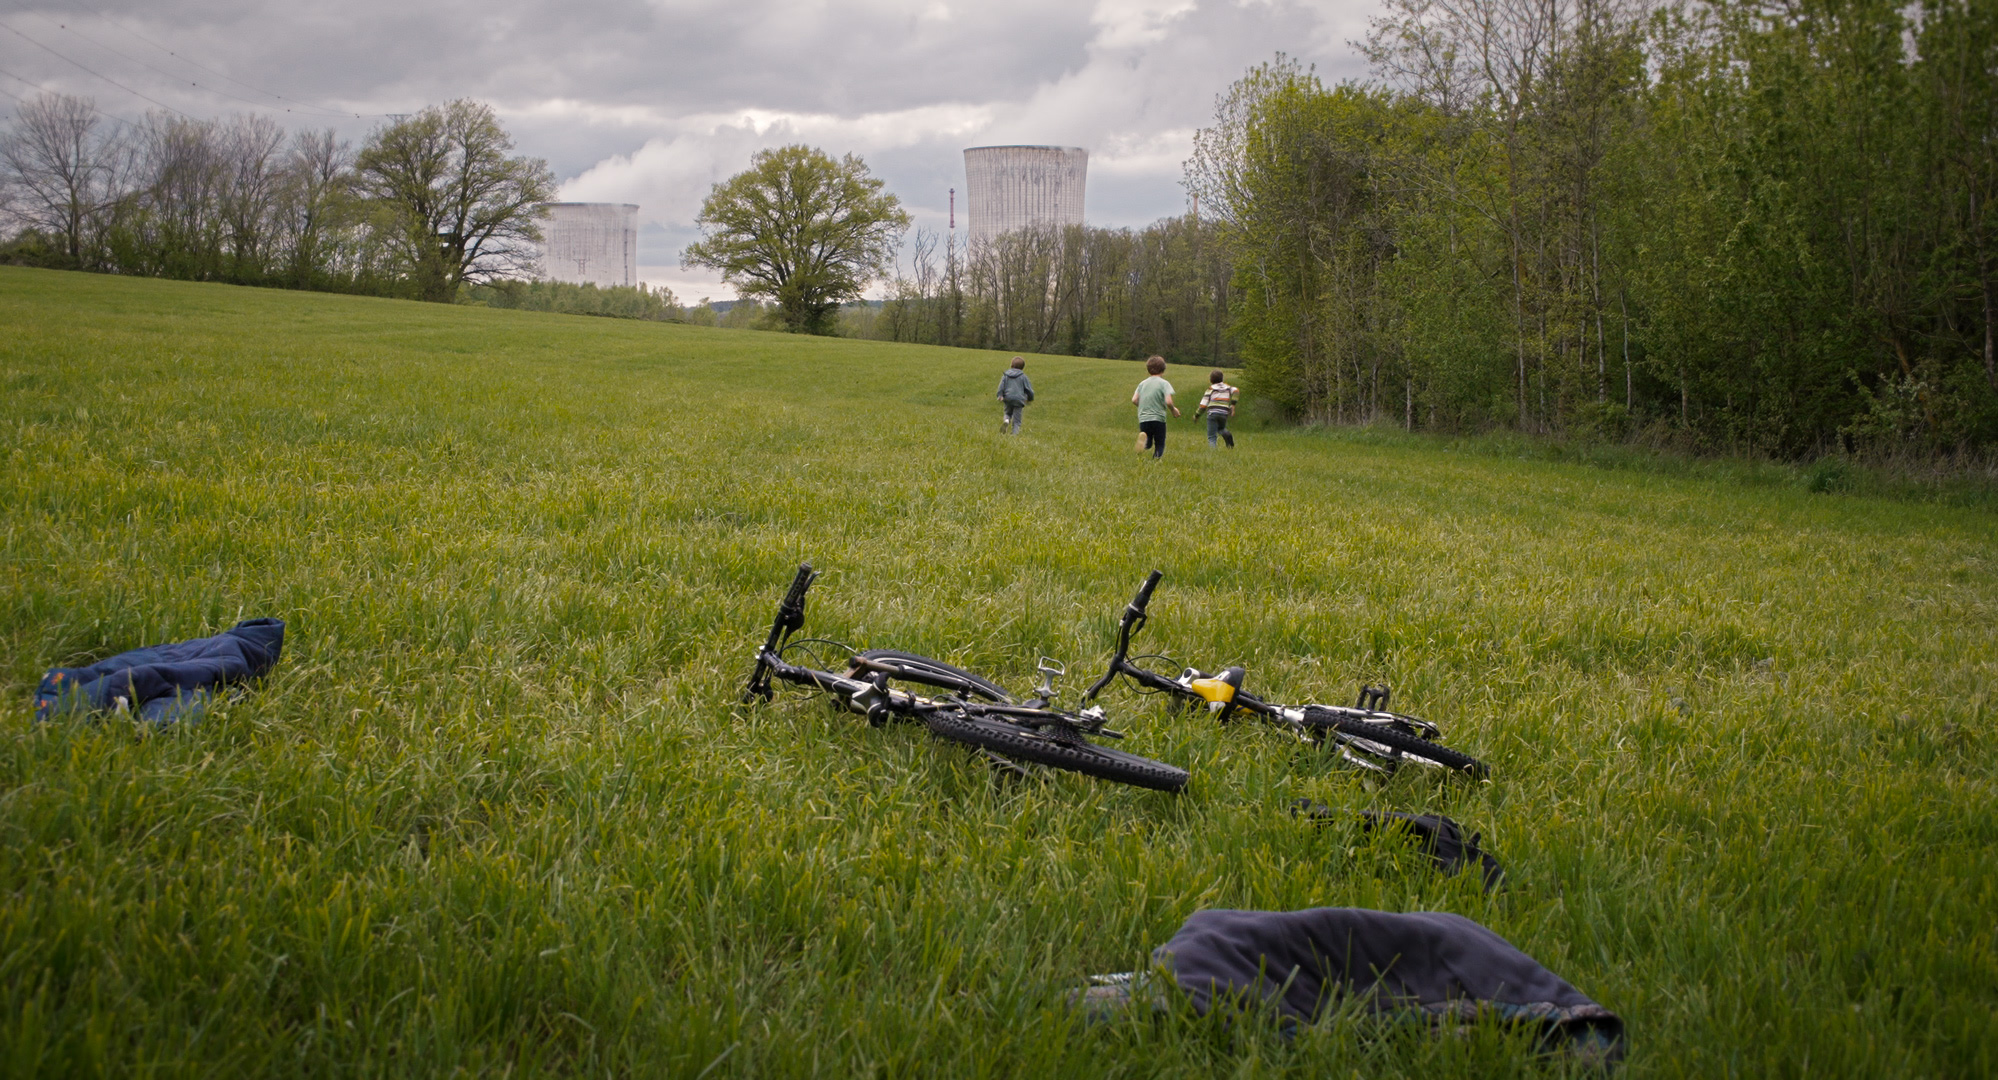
[1,96,555,302]
[671,145,1233,364]
[857,219,1233,367]
[1187,0,1996,455]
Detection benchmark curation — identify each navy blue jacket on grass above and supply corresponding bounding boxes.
[1157,907,1623,1064]
[34,618,286,725]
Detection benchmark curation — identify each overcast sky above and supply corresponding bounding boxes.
[1,0,1376,299]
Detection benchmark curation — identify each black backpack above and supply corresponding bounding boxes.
[1292,800,1507,892]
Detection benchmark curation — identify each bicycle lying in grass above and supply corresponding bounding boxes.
[741,564,1189,793]
[1079,571,1490,779]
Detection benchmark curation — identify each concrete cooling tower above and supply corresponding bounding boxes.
[962,146,1087,247]
[536,203,638,288]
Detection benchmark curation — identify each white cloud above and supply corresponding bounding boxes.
[1091,128,1200,177]
[557,102,997,225]
[1091,0,1200,49]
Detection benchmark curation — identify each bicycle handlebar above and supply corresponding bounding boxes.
[1083,570,1164,704]
[745,563,818,702]
[767,564,815,648]
[1131,570,1163,616]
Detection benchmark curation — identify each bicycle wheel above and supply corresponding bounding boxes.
[924,711,1188,793]
[1304,709,1490,779]
[848,650,1014,703]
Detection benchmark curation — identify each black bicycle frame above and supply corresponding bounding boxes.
[744,563,1124,739]
[1072,571,1472,776]
[1082,570,1173,702]
[1077,570,1275,721]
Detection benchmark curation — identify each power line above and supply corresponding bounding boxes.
[0,20,191,118]
[0,63,157,131]
[40,14,361,119]
[74,4,383,119]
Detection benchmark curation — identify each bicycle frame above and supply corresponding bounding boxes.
[741,565,1191,792]
[743,564,1125,737]
[1080,571,1470,776]
[1080,570,1277,722]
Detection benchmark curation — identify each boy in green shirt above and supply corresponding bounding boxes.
[1131,356,1180,459]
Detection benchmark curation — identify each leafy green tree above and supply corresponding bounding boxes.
[683,145,909,335]
[355,100,554,303]
[1917,0,1998,412]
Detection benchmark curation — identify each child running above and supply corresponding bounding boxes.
[1131,356,1179,459]
[1197,369,1239,448]
[996,356,1034,434]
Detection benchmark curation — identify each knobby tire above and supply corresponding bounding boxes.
[1308,711,1490,779]
[923,711,1188,793]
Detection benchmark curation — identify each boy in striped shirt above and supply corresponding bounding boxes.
[1197,370,1239,448]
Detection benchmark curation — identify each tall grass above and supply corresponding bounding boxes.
[1,266,1992,1077]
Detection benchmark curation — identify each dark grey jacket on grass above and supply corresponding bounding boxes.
[1157,907,1622,1063]
[997,369,1035,405]
[34,618,286,725]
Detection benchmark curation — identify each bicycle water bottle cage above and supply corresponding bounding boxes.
[1357,684,1391,711]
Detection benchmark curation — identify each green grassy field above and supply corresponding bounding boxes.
[1,265,1993,1077]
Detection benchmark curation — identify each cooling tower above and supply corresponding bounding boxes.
[962,146,1087,247]
[536,202,638,288]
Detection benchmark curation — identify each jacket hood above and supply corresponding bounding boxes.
[226,617,286,667]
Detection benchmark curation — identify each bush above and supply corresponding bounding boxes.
[1804,456,1856,495]
[467,280,681,321]
[0,229,74,270]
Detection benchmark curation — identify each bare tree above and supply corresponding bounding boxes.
[275,128,355,286]
[881,226,943,343]
[218,114,286,279]
[0,93,120,265]
[120,113,228,278]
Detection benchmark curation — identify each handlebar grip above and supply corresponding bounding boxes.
[1131,570,1163,613]
[784,563,817,607]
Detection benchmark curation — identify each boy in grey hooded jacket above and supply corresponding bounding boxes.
[997,357,1035,434]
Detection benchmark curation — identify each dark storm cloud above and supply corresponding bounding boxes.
[11,0,1095,120]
